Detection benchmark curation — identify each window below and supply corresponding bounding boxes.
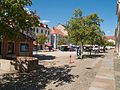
[41,29,43,33]
[20,43,29,52]
[48,31,50,35]
[36,28,39,33]
[48,39,49,42]
[45,30,47,34]
[8,42,14,54]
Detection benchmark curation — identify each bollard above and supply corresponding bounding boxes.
[69,55,74,63]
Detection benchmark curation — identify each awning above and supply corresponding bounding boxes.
[45,43,52,47]
[33,41,40,46]
[33,41,37,46]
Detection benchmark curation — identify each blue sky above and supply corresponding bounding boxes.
[30,0,117,36]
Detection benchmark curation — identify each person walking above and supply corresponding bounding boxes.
[76,46,80,56]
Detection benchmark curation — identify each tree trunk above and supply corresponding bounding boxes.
[89,45,93,56]
[80,42,83,59]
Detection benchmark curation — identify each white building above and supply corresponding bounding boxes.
[56,24,68,36]
[50,24,68,49]
[33,23,51,49]
[105,36,115,45]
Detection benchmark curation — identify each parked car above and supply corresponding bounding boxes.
[69,46,76,51]
[59,45,69,51]
[83,46,91,52]
[92,46,99,50]
[69,45,80,51]
[92,45,100,52]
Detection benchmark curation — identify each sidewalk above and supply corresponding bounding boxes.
[114,53,120,90]
[89,50,115,90]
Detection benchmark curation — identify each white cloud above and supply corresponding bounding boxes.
[40,20,50,23]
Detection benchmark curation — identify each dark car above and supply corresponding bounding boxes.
[60,45,69,51]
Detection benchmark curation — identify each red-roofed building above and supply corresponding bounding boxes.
[56,24,68,36]
[105,36,115,40]
[50,24,68,49]
[50,27,65,36]
[105,36,115,45]
[32,23,51,50]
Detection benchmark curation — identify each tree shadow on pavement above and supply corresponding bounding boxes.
[0,65,78,90]
[33,54,56,60]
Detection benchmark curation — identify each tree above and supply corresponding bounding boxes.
[66,9,86,58]
[105,41,114,46]
[0,0,39,39]
[36,34,48,45]
[35,34,47,52]
[66,9,104,57]
[84,14,104,45]
[58,36,68,45]
[66,9,84,45]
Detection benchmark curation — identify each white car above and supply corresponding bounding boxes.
[92,46,99,51]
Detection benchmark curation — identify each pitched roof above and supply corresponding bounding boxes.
[50,27,65,36]
[105,36,115,40]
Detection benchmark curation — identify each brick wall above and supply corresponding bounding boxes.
[1,39,33,58]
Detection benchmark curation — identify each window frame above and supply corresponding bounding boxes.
[41,29,43,33]
[7,42,14,54]
[36,28,39,33]
[48,31,50,35]
[20,43,29,52]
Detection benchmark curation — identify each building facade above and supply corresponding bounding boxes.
[0,33,34,59]
[105,36,115,45]
[33,23,51,50]
[50,27,64,49]
[56,24,68,36]
[50,24,68,49]
[115,0,120,55]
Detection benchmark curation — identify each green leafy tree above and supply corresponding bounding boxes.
[36,34,48,45]
[66,9,104,57]
[58,36,68,45]
[0,0,39,39]
[66,9,84,45]
[84,14,104,45]
[58,38,66,45]
[66,9,86,58]
[105,41,114,46]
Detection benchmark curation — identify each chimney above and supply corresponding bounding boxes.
[53,27,55,30]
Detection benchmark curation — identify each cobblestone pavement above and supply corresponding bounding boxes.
[34,51,106,90]
[0,50,116,90]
